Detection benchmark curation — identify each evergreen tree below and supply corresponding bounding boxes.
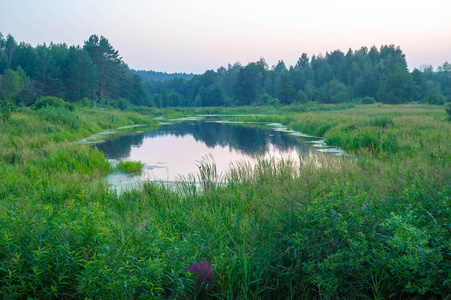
[0,32,5,74]
[66,46,98,101]
[83,35,122,101]
[235,63,265,105]
[4,34,17,70]
[437,62,451,97]
[279,72,295,104]
[32,44,63,97]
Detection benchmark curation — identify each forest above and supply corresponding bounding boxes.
[1,32,450,110]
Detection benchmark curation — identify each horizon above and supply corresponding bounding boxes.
[1,0,450,74]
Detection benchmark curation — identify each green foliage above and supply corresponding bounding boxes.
[0,98,450,298]
[295,89,308,103]
[369,115,393,128]
[377,63,415,104]
[145,46,450,108]
[291,180,450,298]
[289,113,345,136]
[0,32,153,108]
[257,93,273,105]
[33,96,65,110]
[116,160,144,173]
[325,124,400,155]
[35,106,81,131]
[64,102,76,111]
[361,96,376,104]
[317,79,350,104]
[427,88,445,105]
[2,31,451,109]
[0,68,26,103]
[80,97,93,107]
[0,101,13,122]
[447,103,451,121]
[279,72,295,104]
[108,97,130,110]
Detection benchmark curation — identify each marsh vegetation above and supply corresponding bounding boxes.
[0,102,450,299]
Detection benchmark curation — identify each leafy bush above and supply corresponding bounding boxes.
[426,89,444,105]
[109,97,130,110]
[65,102,76,111]
[290,181,451,298]
[361,96,376,104]
[80,97,93,107]
[33,96,65,110]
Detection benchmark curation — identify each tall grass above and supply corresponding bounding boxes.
[0,104,450,298]
[116,160,144,173]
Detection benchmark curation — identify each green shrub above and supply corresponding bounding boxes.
[33,96,65,110]
[0,101,13,122]
[291,180,451,298]
[80,97,93,107]
[257,93,273,105]
[426,89,444,105]
[268,97,280,106]
[361,96,376,104]
[115,98,130,110]
[64,102,76,111]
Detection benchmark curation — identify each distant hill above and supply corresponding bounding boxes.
[131,69,196,81]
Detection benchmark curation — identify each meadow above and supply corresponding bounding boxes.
[0,103,450,299]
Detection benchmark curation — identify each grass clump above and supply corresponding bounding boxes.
[116,160,144,173]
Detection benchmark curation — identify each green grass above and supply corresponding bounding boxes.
[0,104,450,299]
[116,160,144,173]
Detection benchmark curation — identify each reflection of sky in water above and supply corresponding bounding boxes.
[96,121,335,183]
[130,134,302,182]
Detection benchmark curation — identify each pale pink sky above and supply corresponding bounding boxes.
[1,0,450,73]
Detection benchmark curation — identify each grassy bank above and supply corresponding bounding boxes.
[0,104,450,299]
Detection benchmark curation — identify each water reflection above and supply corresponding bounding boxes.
[95,121,328,184]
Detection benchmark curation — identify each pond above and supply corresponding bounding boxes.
[94,120,343,190]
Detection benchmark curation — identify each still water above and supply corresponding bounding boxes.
[95,121,342,187]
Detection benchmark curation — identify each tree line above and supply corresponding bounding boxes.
[131,69,195,82]
[145,46,450,107]
[1,32,450,109]
[0,32,152,108]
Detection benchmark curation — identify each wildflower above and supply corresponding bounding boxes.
[186,260,216,291]
[346,124,357,132]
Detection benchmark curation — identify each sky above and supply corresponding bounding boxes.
[1,0,450,74]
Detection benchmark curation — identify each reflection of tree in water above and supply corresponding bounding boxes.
[95,133,145,159]
[144,121,307,157]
